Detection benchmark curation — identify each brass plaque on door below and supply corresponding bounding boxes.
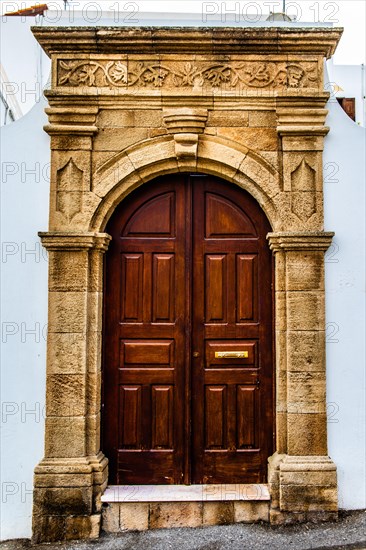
[215,351,249,359]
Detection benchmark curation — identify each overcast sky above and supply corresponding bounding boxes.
[1,0,365,63]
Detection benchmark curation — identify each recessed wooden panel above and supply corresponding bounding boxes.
[237,386,256,449]
[205,254,227,322]
[237,254,257,321]
[121,254,143,322]
[123,193,174,236]
[152,386,173,449]
[205,386,226,449]
[153,254,175,322]
[119,386,141,448]
[205,193,257,237]
[122,340,173,366]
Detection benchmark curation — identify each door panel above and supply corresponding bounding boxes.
[103,174,273,485]
[191,178,273,484]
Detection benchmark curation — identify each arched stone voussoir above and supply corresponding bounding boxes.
[91,134,280,232]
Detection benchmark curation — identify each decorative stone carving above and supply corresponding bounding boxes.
[56,159,84,222]
[291,159,317,222]
[57,59,319,91]
[163,109,208,160]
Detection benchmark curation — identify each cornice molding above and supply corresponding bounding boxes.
[32,26,343,59]
[39,232,111,251]
[267,231,334,252]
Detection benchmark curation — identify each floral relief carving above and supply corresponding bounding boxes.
[57,59,318,90]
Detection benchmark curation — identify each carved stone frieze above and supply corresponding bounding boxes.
[57,59,319,91]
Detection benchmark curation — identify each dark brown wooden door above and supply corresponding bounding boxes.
[103,174,273,485]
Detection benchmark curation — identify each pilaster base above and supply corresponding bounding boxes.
[268,454,338,524]
[32,453,108,543]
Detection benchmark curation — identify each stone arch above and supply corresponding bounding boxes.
[90,134,280,233]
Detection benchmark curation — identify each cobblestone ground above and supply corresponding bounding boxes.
[1,510,365,550]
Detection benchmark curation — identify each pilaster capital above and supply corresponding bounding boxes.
[267,231,334,252]
[39,232,111,251]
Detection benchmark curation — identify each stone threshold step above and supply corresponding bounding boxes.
[102,484,270,503]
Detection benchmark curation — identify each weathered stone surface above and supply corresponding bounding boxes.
[217,127,278,151]
[101,503,120,533]
[287,330,325,372]
[280,485,338,512]
[286,251,324,290]
[202,502,234,526]
[47,374,86,417]
[234,502,269,523]
[287,413,328,456]
[207,110,249,127]
[119,503,149,531]
[249,110,277,128]
[49,250,89,292]
[93,127,149,152]
[32,515,66,544]
[33,486,93,516]
[45,417,86,458]
[149,502,202,529]
[47,332,87,374]
[48,291,88,333]
[287,291,325,331]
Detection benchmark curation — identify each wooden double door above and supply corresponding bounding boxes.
[103,174,274,485]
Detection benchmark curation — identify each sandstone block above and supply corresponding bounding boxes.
[102,503,120,533]
[49,250,89,292]
[149,502,202,529]
[287,331,325,372]
[47,373,86,417]
[202,502,234,525]
[33,486,93,516]
[45,417,86,458]
[207,110,249,127]
[47,332,87,374]
[234,501,269,523]
[32,515,66,544]
[93,128,149,152]
[48,291,88,333]
[249,110,277,128]
[218,127,278,151]
[287,291,325,331]
[120,503,149,531]
[286,251,324,291]
[287,413,327,456]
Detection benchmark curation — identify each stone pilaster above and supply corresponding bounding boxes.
[267,232,338,523]
[32,232,111,544]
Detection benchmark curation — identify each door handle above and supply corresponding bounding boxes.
[193,351,200,358]
[215,351,249,358]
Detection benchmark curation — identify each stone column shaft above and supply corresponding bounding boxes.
[32,232,110,543]
[268,232,338,522]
